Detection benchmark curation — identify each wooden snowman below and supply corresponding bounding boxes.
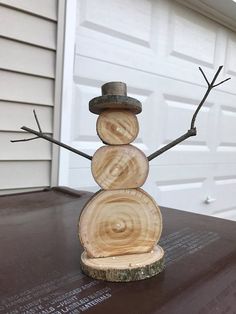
[12,66,230,282]
[78,82,164,282]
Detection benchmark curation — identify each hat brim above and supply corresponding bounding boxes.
[89,95,142,115]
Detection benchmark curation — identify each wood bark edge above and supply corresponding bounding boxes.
[81,245,165,282]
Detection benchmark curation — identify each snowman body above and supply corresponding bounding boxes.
[78,82,164,282]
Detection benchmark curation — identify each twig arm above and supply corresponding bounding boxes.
[11,110,92,160]
[20,126,92,160]
[33,109,42,132]
[11,136,39,143]
[148,66,230,162]
[148,128,196,161]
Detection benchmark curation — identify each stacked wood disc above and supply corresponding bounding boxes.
[91,145,149,189]
[78,82,164,282]
[81,245,164,282]
[79,189,162,257]
[97,109,139,145]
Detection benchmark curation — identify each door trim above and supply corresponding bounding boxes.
[51,0,67,186]
[177,0,236,32]
[58,0,77,186]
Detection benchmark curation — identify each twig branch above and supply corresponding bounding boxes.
[11,110,42,143]
[148,129,196,161]
[11,111,92,161]
[213,77,231,88]
[190,65,230,129]
[20,127,92,160]
[199,67,210,86]
[33,109,42,132]
[11,136,39,143]
[148,66,231,161]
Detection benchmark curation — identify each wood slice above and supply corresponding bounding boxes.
[81,245,165,282]
[102,82,127,96]
[78,189,162,258]
[89,95,142,115]
[96,109,139,145]
[91,145,149,190]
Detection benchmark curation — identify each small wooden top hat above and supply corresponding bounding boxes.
[89,82,142,115]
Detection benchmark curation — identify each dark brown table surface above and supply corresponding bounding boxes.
[0,187,235,314]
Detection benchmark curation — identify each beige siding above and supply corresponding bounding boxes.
[0,71,54,104]
[0,1,61,193]
[0,161,51,190]
[0,102,53,132]
[0,38,55,78]
[0,133,52,160]
[0,0,57,20]
[0,6,56,49]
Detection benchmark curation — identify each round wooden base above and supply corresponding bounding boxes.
[81,245,165,282]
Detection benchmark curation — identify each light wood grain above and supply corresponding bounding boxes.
[81,245,165,282]
[96,109,139,145]
[78,189,162,258]
[91,145,149,189]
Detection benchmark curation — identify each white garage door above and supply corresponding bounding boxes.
[60,0,236,220]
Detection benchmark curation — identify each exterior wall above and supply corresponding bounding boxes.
[60,0,236,221]
[0,0,63,194]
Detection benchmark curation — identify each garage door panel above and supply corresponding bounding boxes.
[143,164,211,214]
[213,176,236,218]
[211,165,236,217]
[157,82,217,154]
[129,92,152,149]
[75,35,154,76]
[163,96,212,151]
[157,180,205,213]
[168,3,217,67]
[218,106,236,148]
[214,208,236,220]
[73,56,235,164]
[74,55,151,92]
[77,1,236,96]
[225,34,236,76]
[148,164,236,219]
[72,84,100,142]
[79,0,152,47]
[61,0,236,220]
[68,167,98,192]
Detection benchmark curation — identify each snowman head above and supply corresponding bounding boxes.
[89,82,142,145]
